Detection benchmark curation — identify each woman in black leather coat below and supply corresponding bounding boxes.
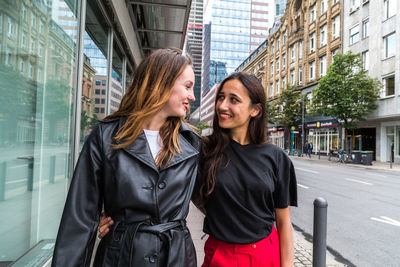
[52,48,201,267]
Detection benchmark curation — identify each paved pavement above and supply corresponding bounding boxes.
[289,152,400,172]
[187,203,344,267]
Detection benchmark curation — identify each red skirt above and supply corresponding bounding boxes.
[201,227,280,267]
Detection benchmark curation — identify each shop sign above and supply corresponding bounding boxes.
[306,120,338,128]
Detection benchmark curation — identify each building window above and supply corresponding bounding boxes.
[282,54,286,69]
[283,31,287,45]
[95,98,100,104]
[102,89,106,95]
[309,61,315,80]
[271,42,274,54]
[22,5,28,21]
[276,80,279,94]
[321,0,326,14]
[291,44,295,62]
[22,31,27,49]
[282,77,286,89]
[320,55,327,77]
[349,25,360,45]
[95,107,99,113]
[270,63,274,77]
[332,48,339,59]
[290,69,295,85]
[299,40,303,58]
[95,89,100,94]
[276,58,280,73]
[310,5,316,22]
[310,32,316,52]
[333,0,338,4]
[101,108,105,113]
[362,18,369,38]
[30,39,36,54]
[101,99,105,104]
[383,75,395,96]
[351,0,360,10]
[277,38,280,49]
[95,80,101,85]
[7,17,14,38]
[332,16,340,39]
[320,24,327,47]
[29,63,34,79]
[384,0,396,19]
[299,66,303,85]
[362,50,369,70]
[40,20,45,33]
[270,83,274,97]
[384,32,396,58]
[102,80,106,86]
[20,59,25,74]
[39,43,44,58]
[31,14,37,29]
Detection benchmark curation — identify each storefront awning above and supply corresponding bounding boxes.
[127,0,192,55]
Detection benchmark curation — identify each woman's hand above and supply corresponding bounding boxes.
[98,212,114,239]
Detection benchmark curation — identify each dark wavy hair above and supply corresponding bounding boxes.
[192,72,267,210]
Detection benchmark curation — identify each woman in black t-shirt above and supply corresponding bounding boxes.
[98,72,297,267]
[193,72,297,267]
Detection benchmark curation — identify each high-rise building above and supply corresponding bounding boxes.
[185,0,204,112]
[200,0,274,123]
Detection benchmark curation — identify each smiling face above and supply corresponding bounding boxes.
[160,65,195,118]
[215,79,260,141]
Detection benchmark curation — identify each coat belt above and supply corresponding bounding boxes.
[113,219,187,266]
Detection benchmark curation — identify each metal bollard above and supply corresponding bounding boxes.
[0,162,7,201]
[313,197,328,267]
[49,155,56,184]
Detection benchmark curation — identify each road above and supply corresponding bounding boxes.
[290,157,400,267]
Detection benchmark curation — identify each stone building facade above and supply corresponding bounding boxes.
[238,0,342,154]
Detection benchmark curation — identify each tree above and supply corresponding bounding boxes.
[270,85,302,127]
[269,85,303,152]
[311,51,381,130]
[196,121,208,135]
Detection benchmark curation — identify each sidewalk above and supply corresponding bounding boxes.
[289,152,400,172]
[187,203,344,267]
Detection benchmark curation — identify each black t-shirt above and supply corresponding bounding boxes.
[203,140,297,244]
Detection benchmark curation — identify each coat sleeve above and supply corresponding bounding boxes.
[52,124,104,267]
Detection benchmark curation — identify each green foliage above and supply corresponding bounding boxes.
[311,51,381,129]
[270,85,302,127]
[196,121,208,133]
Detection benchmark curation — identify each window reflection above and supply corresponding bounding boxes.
[0,0,78,262]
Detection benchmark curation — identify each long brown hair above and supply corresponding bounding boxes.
[106,48,192,168]
[193,72,266,209]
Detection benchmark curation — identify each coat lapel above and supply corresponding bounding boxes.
[119,119,200,173]
[122,132,159,173]
[160,123,200,171]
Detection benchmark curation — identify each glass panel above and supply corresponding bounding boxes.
[0,0,78,263]
[110,39,124,114]
[83,29,108,137]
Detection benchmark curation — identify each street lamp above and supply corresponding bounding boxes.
[296,96,305,157]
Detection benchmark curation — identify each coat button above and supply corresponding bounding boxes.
[158,182,166,189]
[149,254,157,263]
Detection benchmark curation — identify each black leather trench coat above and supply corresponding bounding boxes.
[52,117,201,267]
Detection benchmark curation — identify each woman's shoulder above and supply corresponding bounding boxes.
[180,121,202,151]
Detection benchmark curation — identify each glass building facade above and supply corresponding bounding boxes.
[0,0,135,264]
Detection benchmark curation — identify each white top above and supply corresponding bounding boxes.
[143,129,162,160]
